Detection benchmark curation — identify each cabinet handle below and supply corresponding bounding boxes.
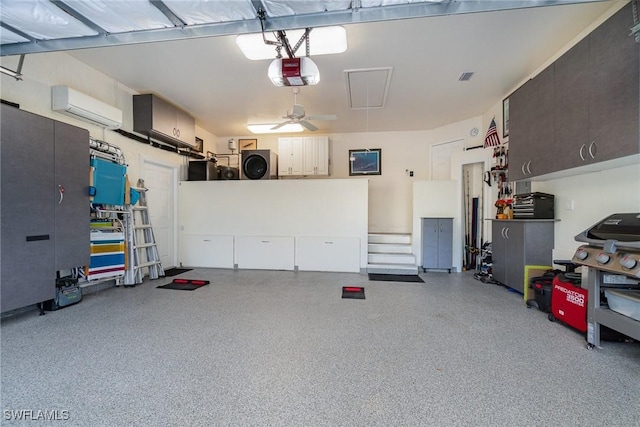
[176,129,180,137]
[261,240,270,243]
[203,239,211,242]
[505,228,510,239]
[588,142,596,159]
[521,163,527,175]
[501,227,506,238]
[579,144,586,161]
[324,241,334,244]
[58,184,65,204]
[526,161,531,175]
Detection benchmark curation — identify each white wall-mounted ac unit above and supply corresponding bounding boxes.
[51,85,123,130]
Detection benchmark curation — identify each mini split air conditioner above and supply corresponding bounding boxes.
[51,85,123,129]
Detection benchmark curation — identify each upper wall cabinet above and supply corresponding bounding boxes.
[133,94,196,149]
[509,3,639,181]
[278,136,329,176]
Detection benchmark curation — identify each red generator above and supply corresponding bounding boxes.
[548,273,588,332]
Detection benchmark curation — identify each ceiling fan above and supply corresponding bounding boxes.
[271,87,336,131]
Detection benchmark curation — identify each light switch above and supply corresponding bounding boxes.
[564,199,574,210]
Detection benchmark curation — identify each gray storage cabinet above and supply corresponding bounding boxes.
[421,218,453,273]
[491,220,554,293]
[1,104,89,313]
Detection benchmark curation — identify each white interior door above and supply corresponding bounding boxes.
[431,139,465,180]
[141,159,178,269]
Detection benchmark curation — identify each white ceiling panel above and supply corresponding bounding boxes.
[163,0,257,25]
[0,26,29,44]
[60,0,174,33]
[0,0,97,40]
[262,0,352,17]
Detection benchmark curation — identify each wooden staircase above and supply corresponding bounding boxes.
[367,233,419,275]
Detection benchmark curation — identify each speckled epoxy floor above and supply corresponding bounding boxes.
[1,270,639,426]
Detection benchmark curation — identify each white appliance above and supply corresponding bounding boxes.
[241,149,278,180]
[51,85,123,129]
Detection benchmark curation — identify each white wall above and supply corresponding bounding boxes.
[178,179,369,268]
[534,164,640,260]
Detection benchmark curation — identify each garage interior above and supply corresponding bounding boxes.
[1,1,639,425]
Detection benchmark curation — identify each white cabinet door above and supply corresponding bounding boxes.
[278,137,304,176]
[302,136,329,175]
[235,236,295,270]
[180,234,234,268]
[295,237,360,272]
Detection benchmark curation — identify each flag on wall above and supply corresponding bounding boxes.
[483,118,501,148]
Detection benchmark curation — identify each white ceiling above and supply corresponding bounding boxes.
[1,0,618,137]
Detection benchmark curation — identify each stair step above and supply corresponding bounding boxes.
[135,260,162,269]
[368,233,411,245]
[368,243,412,254]
[366,263,419,275]
[135,243,157,249]
[368,253,416,264]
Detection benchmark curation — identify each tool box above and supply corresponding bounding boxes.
[43,277,82,311]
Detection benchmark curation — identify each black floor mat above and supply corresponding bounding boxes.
[163,268,193,277]
[157,280,209,291]
[368,274,424,283]
[342,286,365,299]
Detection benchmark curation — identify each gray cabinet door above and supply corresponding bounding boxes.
[588,2,639,163]
[504,222,525,293]
[422,218,452,271]
[554,37,590,170]
[491,222,508,284]
[509,64,555,181]
[1,105,56,312]
[437,218,453,269]
[54,121,90,270]
[422,218,438,268]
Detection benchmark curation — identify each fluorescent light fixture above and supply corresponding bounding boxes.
[236,26,347,60]
[247,123,304,134]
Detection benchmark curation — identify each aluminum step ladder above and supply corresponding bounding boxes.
[124,179,164,285]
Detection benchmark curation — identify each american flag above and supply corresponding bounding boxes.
[484,118,501,148]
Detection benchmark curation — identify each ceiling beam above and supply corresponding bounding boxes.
[0,0,608,57]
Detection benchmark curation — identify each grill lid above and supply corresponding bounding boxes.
[576,213,640,250]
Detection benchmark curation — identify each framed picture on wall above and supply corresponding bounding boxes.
[502,97,510,138]
[349,149,382,176]
[239,139,257,152]
[194,137,204,153]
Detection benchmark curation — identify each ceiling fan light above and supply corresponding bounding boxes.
[247,123,304,134]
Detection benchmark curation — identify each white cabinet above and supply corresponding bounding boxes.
[278,136,329,176]
[235,236,295,270]
[278,137,304,176]
[295,237,360,272]
[180,234,234,268]
[303,136,329,175]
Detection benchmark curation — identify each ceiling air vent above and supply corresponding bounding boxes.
[458,72,474,81]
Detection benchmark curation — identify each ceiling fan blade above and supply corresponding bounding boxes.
[305,114,337,121]
[271,121,290,130]
[292,104,305,118]
[299,120,318,131]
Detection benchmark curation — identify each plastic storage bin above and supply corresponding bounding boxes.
[604,289,640,321]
